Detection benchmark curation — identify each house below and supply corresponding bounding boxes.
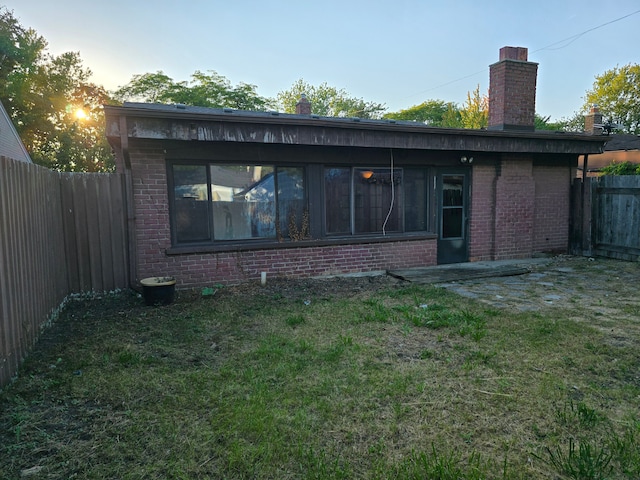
[104,46,607,288]
[578,105,640,175]
[0,100,31,163]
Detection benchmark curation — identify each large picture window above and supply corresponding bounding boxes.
[170,162,432,248]
[324,167,430,236]
[171,163,306,244]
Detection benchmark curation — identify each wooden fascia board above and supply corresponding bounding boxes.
[104,106,609,155]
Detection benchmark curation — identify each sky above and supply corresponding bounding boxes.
[8,0,640,121]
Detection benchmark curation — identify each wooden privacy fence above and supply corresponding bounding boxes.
[0,156,128,387]
[60,172,128,293]
[571,175,640,261]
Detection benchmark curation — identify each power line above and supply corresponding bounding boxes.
[398,9,640,104]
[532,9,640,52]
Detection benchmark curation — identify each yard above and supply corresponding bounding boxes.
[1,256,639,479]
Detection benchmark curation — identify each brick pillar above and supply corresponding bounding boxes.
[493,158,535,259]
[488,46,538,131]
[584,105,603,135]
[295,94,311,115]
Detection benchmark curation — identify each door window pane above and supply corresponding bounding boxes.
[441,175,464,239]
[443,175,463,206]
[442,208,463,238]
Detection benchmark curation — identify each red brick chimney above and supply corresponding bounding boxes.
[488,46,538,131]
[584,104,603,135]
[295,94,311,115]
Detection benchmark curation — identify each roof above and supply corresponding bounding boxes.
[104,102,608,156]
[578,134,640,172]
[0,100,31,163]
[603,133,640,152]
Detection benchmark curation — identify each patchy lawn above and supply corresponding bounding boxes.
[1,258,639,479]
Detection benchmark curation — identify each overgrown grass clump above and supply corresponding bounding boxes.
[1,279,639,479]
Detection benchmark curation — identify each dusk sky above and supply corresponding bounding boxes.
[10,0,640,121]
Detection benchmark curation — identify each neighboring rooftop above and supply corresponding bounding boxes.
[603,133,640,152]
[0,100,31,163]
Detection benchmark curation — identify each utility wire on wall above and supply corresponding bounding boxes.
[382,149,395,236]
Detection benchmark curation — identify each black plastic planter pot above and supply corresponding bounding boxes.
[140,277,176,306]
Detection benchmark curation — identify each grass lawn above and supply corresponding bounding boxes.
[1,274,639,479]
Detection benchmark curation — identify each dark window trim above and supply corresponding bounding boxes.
[166,232,437,255]
[167,159,309,245]
[167,159,437,252]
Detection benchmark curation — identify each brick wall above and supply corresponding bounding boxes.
[470,159,570,261]
[469,164,496,261]
[158,240,437,287]
[130,147,172,281]
[532,165,570,253]
[129,147,569,286]
[494,159,535,259]
[129,148,437,287]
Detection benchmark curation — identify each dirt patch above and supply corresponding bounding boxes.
[210,255,637,313]
[202,272,405,303]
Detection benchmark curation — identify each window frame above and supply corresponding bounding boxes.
[167,160,309,247]
[322,166,434,238]
[166,160,437,252]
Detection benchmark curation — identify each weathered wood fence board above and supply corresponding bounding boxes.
[1,157,128,387]
[572,175,640,261]
[60,173,128,293]
[592,176,640,261]
[0,157,67,387]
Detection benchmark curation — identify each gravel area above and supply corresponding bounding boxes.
[438,255,640,343]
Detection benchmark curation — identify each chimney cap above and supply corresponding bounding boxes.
[499,46,529,61]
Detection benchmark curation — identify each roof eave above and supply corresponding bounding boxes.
[104,105,609,155]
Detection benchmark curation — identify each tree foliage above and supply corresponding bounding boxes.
[276,79,385,119]
[0,7,115,171]
[114,70,270,111]
[599,161,640,176]
[383,86,487,129]
[584,64,640,135]
[383,99,461,127]
[459,85,488,129]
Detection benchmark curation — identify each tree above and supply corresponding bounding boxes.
[114,70,270,111]
[276,79,385,119]
[383,99,460,126]
[534,113,577,131]
[459,85,488,129]
[112,71,175,103]
[600,161,640,176]
[0,7,115,171]
[584,64,640,134]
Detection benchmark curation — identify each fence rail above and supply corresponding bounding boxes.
[0,157,128,387]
